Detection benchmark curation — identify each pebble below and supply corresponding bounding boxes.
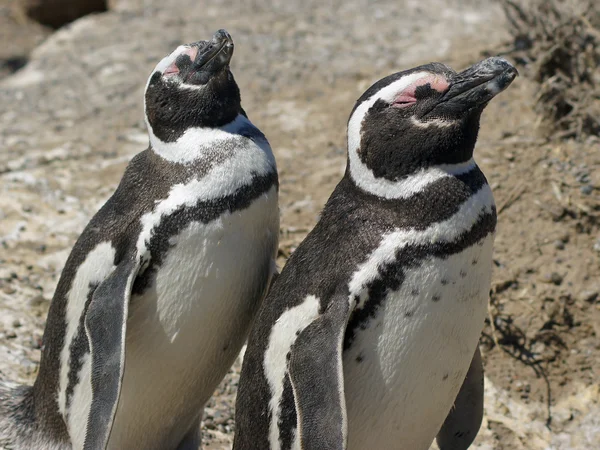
[2,285,16,295]
[580,290,599,303]
[542,272,564,285]
[31,333,43,349]
[554,240,565,250]
[576,172,591,184]
[28,294,45,307]
[531,342,546,354]
[580,185,593,195]
[214,414,228,426]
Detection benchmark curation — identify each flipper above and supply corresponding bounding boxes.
[83,256,139,450]
[435,346,484,450]
[287,296,350,450]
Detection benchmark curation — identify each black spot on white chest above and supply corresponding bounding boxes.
[341,238,494,448]
[344,204,495,351]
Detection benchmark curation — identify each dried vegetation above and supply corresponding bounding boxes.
[499,0,600,140]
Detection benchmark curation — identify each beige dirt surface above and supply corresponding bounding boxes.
[0,0,598,449]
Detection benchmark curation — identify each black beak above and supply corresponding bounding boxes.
[432,57,518,115]
[188,29,234,80]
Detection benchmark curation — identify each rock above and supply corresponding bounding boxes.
[21,0,108,29]
[0,1,50,80]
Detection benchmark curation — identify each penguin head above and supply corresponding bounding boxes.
[347,57,517,186]
[144,29,241,143]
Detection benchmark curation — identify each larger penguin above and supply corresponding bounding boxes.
[0,29,278,450]
[234,57,517,450]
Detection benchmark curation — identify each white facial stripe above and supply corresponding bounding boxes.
[410,117,458,128]
[264,295,321,450]
[135,125,276,258]
[147,114,259,164]
[58,242,116,416]
[347,183,495,309]
[177,82,210,91]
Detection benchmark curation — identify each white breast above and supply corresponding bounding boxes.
[112,186,278,450]
[343,234,493,450]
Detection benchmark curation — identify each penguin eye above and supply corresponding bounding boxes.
[163,62,179,77]
[392,93,417,108]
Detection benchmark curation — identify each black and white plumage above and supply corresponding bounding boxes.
[0,29,279,450]
[234,57,517,450]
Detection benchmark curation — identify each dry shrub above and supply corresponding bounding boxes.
[499,0,600,140]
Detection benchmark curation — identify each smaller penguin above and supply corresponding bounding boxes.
[234,57,517,450]
[1,30,279,450]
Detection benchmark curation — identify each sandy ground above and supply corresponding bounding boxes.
[0,0,599,448]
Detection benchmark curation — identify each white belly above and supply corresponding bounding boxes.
[343,236,493,450]
[69,188,278,450]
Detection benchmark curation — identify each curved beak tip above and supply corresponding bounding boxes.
[475,57,518,80]
[214,29,234,46]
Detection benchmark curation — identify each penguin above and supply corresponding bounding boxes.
[0,29,278,450]
[233,57,517,450]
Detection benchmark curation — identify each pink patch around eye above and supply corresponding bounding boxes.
[393,93,417,107]
[163,63,179,76]
[163,47,199,77]
[182,47,199,61]
[393,74,450,107]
